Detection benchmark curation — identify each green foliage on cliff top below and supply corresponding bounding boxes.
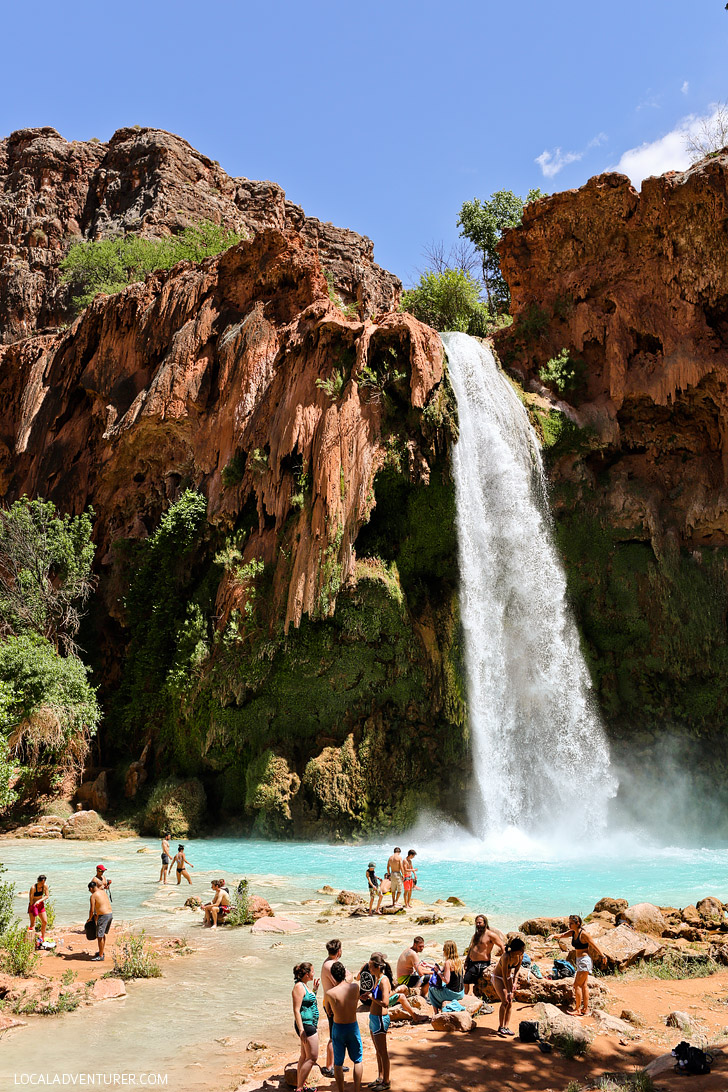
[401,269,489,333]
[61,221,246,313]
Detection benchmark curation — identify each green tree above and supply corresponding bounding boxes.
[0,498,96,655]
[457,188,546,313]
[60,221,245,314]
[401,269,488,332]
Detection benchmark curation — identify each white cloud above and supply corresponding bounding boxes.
[535,133,608,179]
[615,104,725,187]
[681,80,689,95]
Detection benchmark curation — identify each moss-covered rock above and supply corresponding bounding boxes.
[142,777,207,837]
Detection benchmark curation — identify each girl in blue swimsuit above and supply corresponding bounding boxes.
[367,952,391,1091]
[292,961,320,1092]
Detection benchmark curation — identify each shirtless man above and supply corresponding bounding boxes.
[386,847,403,908]
[92,864,111,901]
[402,849,417,908]
[320,939,352,1077]
[464,914,506,994]
[88,880,113,961]
[202,880,231,928]
[326,961,363,1092]
[396,936,433,998]
[159,833,172,883]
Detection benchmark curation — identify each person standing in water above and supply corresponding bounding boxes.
[402,850,417,909]
[551,914,605,1016]
[367,952,391,1091]
[491,937,526,1037]
[292,961,320,1092]
[464,914,506,994]
[326,961,363,1092]
[386,848,403,908]
[159,832,172,883]
[27,875,49,944]
[173,844,193,885]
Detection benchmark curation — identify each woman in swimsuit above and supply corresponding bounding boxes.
[27,874,49,943]
[428,940,465,1013]
[491,936,526,1037]
[292,961,320,1092]
[552,914,605,1015]
[366,863,382,916]
[173,845,193,885]
[367,952,391,1091]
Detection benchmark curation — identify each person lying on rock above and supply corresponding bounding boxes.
[464,914,506,994]
[491,936,526,1037]
[550,914,606,1016]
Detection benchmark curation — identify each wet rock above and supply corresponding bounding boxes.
[533,1003,593,1047]
[251,916,300,934]
[431,1009,473,1032]
[336,890,365,906]
[446,896,465,906]
[318,886,334,895]
[349,907,369,917]
[598,923,665,970]
[666,1011,692,1031]
[594,897,628,915]
[246,1041,267,1051]
[185,897,203,909]
[0,1013,27,1030]
[136,846,152,853]
[90,978,126,1001]
[416,914,444,925]
[248,895,274,920]
[520,916,568,937]
[616,903,666,935]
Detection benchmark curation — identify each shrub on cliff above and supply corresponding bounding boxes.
[142,777,207,837]
[538,348,586,395]
[401,269,487,332]
[61,221,245,314]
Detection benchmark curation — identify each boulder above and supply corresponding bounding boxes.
[520,916,568,937]
[594,897,628,914]
[593,1011,641,1039]
[680,904,702,926]
[598,923,665,970]
[0,1013,27,1030]
[711,944,728,965]
[248,895,274,920]
[533,1003,593,1048]
[61,810,116,840]
[666,1010,692,1031]
[476,971,606,1008]
[349,907,368,917]
[389,993,430,1022]
[431,1009,473,1032]
[284,1063,298,1088]
[317,885,334,895]
[185,897,203,909]
[446,896,465,906]
[620,1009,645,1027]
[616,903,665,935]
[662,923,705,942]
[90,978,127,1001]
[416,914,444,925]
[250,916,300,934]
[697,896,724,922]
[76,771,110,813]
[336,890,364,906]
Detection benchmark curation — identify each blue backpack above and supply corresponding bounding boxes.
[552,959,576,979]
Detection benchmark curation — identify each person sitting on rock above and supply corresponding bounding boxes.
[550,914,605,1016]
[201,880,226,928]
[396,936,433,997]
[491,937,526,1036]
[428,940,465,1013]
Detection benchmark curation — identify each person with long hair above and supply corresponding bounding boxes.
[551,914,605,1016]
[428,940,465,1013]
[464,913,506,994]
[292,961,320,1092]
[27,874,49,944]
[491,937,526,1037]
[367,952,391,1091]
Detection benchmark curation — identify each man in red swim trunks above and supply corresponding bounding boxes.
[402,849,417,908]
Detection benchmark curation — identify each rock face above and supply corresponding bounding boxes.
[616,903,666,935]
[597,924,665,970]
[0,127,464,835]
[0,126,400,345]
[496,153,728,758]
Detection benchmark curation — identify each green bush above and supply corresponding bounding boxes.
[401,269,484,332]
[60,221,246,313]
[34,898,55,932]
[226,878,255,926]
[142,777,207,837]
[0,922,39,976]
[554,1031,590,1059]
[0,862,15,936]
[538,348,586,394]
[110,932,162,979]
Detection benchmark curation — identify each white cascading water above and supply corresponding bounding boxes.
[442,332,616,841]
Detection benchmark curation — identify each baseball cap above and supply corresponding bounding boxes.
[368,861,376,868]
[96,865,107,872]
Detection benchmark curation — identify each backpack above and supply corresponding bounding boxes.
[84,918,97,941]
[672,1040,713,1075]
[552,959,576,979]
[519,1020,540,1043]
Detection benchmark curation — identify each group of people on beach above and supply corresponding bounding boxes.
[290,916,528,1092]
[365,848,418,914]
[27,863,113,961]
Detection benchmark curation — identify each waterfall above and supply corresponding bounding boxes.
[442,332,616,840]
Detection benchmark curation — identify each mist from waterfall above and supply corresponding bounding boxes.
[442,332,616,841]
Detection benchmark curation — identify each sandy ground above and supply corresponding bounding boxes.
[228,971,728,1092]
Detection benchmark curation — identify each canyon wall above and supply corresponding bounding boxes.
[0,128,465,835]
[496,152,728,770]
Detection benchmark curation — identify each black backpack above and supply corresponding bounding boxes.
[672,1040,713,1075]
[519,1021,540,1043]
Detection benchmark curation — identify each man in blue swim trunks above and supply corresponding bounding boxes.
[325,960,363,1092]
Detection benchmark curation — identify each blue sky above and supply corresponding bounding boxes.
[2,1,726,284]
